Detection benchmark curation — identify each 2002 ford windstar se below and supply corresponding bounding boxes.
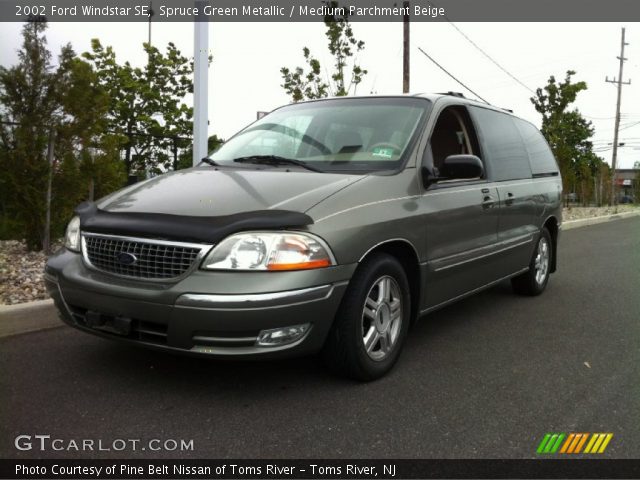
[45,93,562,380]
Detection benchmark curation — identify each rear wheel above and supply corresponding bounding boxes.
[511,227,552,296]
[322,253,411,381]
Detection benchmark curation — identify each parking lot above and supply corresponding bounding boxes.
[1,217,639,459]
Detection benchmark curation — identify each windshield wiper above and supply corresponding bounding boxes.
[199,157,219,167]
[233,155,323,173]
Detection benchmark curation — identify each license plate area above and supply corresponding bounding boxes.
[85,311,132,336]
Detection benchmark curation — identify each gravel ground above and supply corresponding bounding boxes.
[1,205,638,305]
[563,204,639,221]
[0,240,63,305]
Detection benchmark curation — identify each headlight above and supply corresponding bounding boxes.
[64,216,81,252]
[201,232,335,271]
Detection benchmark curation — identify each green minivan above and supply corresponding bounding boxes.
[45,93,562,380]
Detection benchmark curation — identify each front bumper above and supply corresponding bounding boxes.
[45,249,355,359]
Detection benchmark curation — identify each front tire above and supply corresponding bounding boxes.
[511,227,552,296]
[322,253,411,381]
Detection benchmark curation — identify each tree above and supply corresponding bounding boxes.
[0,20,122,250]
[531,71,604,205]
[83,39,198,176]
[0,21,76,249]
[280,1,367,102]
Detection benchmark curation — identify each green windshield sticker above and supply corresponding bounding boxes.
[372,147,394,158]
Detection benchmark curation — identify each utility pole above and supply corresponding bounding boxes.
[147,2,153,68]
[193,2,209,166]
[402,1,410,93]
[148,1,152,46]
[605,27,631,206]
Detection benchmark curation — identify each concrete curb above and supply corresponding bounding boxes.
[562,210,640,230]
[0,298,61,339]
[0,298,53,312]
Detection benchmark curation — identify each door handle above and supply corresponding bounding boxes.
[482,195,495,209]
[505,192,515,206]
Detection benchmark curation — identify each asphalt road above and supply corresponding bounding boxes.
[1,217,639,459]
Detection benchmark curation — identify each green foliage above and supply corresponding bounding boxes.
[0,21,60,248]
[531,71,609,205]
[281,1,367,102]
[83,39,198,176]
[0,20,219,249]
[0,20,123,250]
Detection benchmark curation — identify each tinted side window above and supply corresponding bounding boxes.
[514,118,559,176]
[470,107,532,181]
[429,106,483,175]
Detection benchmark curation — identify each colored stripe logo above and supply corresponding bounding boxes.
[537,433,613,454]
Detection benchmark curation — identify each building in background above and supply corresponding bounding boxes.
[615,168,639,203]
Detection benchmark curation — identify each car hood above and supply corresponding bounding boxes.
[98,167,366,217]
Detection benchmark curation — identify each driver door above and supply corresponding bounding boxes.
[419,104,501,310]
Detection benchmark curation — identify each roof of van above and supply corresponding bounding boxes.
[415,92,515,114]
[293,92,515,116]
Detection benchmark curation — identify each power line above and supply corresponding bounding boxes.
[595,119,640,132]
[417,46,490,104]
[620,120,640,131]
[446,22,536,95]
[593,138,640,143]
[423,0,535,95]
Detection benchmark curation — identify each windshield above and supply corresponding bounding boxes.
[209,97,430,173]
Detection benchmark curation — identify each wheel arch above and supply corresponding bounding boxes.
[358,239,421,324]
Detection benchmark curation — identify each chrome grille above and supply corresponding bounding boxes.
[82,234,207,280]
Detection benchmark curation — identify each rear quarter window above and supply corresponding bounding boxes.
[513,118,559,176]
[469,106,532,181]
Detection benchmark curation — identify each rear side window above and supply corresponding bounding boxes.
[470,107,532,181]
[514,118,559,176]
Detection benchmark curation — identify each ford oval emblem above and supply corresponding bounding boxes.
[116,252,137,265]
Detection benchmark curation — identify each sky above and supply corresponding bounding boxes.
[1,21,639,168]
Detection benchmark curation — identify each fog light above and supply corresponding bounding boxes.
[256,323,310,347]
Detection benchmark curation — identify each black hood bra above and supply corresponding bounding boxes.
[75,202,314,244]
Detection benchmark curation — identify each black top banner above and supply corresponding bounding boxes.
[2,0,640,22]
[4,459,640,479]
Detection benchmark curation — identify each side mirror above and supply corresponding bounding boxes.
[440,154,484,180]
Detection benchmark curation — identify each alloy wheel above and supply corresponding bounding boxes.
[534,237,550,285]
[361,276,403,361]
